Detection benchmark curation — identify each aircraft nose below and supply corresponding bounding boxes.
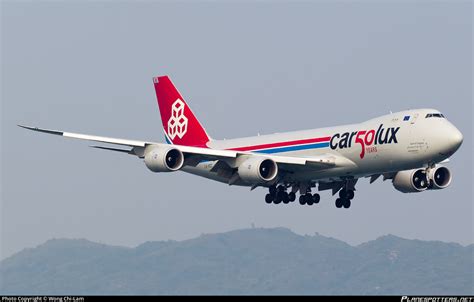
[446,124,463,152]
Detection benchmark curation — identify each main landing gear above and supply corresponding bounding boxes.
[298,193,320,206]
[335,188,355,209]
[265,185,296,204]
[264,184,355,209]
[265,185,319,206]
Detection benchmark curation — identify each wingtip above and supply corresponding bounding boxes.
[18,124,33,130]
[17,125,63,136]
[18,124,40,131]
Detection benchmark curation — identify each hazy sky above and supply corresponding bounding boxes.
[1,1,472,260]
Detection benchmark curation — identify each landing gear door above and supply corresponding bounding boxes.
[407,112,428,155]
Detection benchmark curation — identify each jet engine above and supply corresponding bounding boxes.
[238,157,278,184]
[392,168,429,193]
[144,146,184,172]
[428,166,452,190]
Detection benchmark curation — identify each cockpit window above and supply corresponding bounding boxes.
[425,113,445,118]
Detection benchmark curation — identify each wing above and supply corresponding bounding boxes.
[19,125,352,170]
[18,124,238,160]
[18,125,148,147]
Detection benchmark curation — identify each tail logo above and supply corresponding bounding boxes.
[167,99,188,140]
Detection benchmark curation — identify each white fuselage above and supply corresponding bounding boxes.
[183,109,463,185]
[21,77,465,207]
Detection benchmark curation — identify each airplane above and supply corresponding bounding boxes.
[19,76,463,209]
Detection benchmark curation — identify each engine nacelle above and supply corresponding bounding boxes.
[238,157,278,184]
[428,166,452,190]
[392,168,429,193]
[144,146,184,172]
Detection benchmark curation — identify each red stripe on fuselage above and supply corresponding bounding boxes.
[229,136,331,152]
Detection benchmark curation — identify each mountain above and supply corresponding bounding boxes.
[1,228,472,295]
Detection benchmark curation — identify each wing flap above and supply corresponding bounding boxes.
[90,145,134,155]
[177,145,238,159]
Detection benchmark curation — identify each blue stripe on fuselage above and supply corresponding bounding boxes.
[254,142,330,154]
[198,142,330,164]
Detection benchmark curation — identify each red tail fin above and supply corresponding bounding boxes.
[153,76,211,147]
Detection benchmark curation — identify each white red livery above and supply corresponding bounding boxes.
[19,76,463,208]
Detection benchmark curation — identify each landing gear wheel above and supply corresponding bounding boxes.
[343,199,351,209]
[275,191,288,204]
[347,190,354,200]
[299,195,306,205]
[305,193,313,205]
[282,193,290,204]
[269,186,277,195]
[274,193,282,204]
[335,198,343,208]
[312,193,320,204]
[288,192,296,202]
[339,189,355,200]
[265,194,274,204]
[339,189,347,199]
